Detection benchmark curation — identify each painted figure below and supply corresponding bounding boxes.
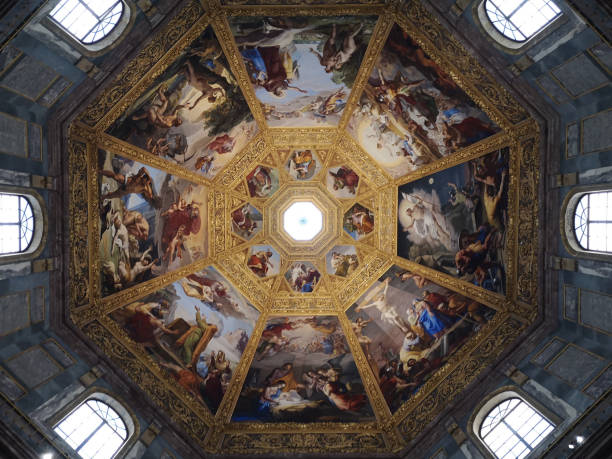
[329,166,359,194]
[248,250,274,277]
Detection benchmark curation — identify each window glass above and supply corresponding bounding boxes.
[49,0,124,44]
[574,191,612,253]
[0,194,34,254]
[485,0,561,42]
[54,399,127,459]
[480,398,554,458]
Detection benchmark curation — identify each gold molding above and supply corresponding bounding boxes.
[66,0,541,454]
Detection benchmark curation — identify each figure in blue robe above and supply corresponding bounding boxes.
[416,300,457,339]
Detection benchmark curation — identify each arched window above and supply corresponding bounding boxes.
[49,0,125,44]
[54,398,128,458]
[562,186,612,260]
[573,191,612,253]
[0,193,35,255]
[484,0,561,42]
[479,397,554,458]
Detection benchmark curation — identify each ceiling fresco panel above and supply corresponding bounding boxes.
[109,267,260,414]
[347,24,501,179]
[228,15,378,127]
[397,147,510,296]
[106,26,258,180]
[98,149,208,297]
[346,265,496,414]
[232,315,375,422]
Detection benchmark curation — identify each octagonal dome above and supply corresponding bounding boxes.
[67,1,541,457]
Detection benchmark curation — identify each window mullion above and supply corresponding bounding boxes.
[74,418,105,452]
[501,419,533,452]
[508,0,529,19]
[78,0,103,21]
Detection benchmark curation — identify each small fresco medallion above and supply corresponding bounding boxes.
[326,165,359,198]
[343,203,374,241]
[285,149,322,180]
[247,245,281,278]
[326,245,359,277]
[231,203,263,240]
[246,165,280,198]
[284,262,321,292]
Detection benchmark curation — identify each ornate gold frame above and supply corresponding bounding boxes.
[68,0,540,454]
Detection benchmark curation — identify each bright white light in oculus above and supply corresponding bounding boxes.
[283,202,322,241]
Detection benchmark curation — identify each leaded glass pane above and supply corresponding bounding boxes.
[50,0,124,44]
[54,399,128,459]
[485,0,561,42]
[480,398,554,458]
[574,191,612,253]
[0,194,34,254]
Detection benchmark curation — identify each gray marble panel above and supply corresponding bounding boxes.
[124,441,146,459]
[564,285,578,320]
[578,259,612,279]
[582,110,612,154]
[41,341,73,368]
[0,261,31,280]
[551,54,609,97]
[0,46,21,74]
[27,122,41,160]
[429,448,448,459]
[0,291,30,336]
[0,112,27,157]
[31,286,44,324]
[580,289,612,334]
[5,347,61,389]
[547,345,606,388]
[0,55,57,100]
[38,77,71,107]
[579,165,612,185]
[566,123,579,158]
[0,168,30,186]
[584,365,612,399]
[532,338,566,366]
[590,42,612,73]
[536,74,568,104]
[0,367,25,401]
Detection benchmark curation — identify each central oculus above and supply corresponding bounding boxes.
[283,201,323,241]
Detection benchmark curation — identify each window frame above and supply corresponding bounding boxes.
[0,187,47,265]
[49,0,126,46]
[469,386,561,459]
[36,0,135,58]
[561,184,612,261]
[0,194,35,255]
[484,0,562,44]
[474,0,567,54]
[50,387,139,459]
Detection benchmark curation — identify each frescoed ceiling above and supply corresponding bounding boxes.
[67,0,541,456]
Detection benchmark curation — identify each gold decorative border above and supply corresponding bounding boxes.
[396,2,528,128]
[82,320,211,449]
[66,0,541,454]
[396,315,527,445]
[78,1,205,128]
